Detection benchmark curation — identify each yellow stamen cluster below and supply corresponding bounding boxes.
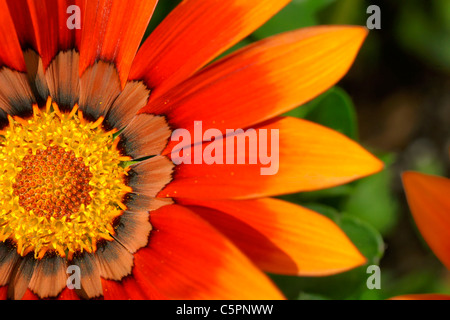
[0,100,132,259]
[13,146,94,220]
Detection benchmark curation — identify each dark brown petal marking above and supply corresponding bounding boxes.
[0,68,35,118]
[45,50,80,110]
[79,61,121,121]
[0,243,20,286]
[23,49,49,102]
[127,156,174,198]
[72,253,103,299]
[114,210,153,254]
[7,254,36,300]
[95,241,134,281]
[125,192,174,213]
[0,108,7,127]
[105,81,150,131]
[119,114,172,159]
[29,255,68,299]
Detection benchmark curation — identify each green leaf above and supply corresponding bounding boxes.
[337,215,385,263]
[142,1,181,41]
[302,203,340,221]
[307,205,385,264]
[271,207,385,300]
[120,161,139,168]
[283,89,330,119]
[214,38,254,61]
[323,0,366,25]
[342,153,400,236]
[305,87,359,140]
[379,269,450,300]
[278,185,353,211]
[252,0,336,39]
[284,87,359,140]
[298,292,330,300]
[396,0,450,71]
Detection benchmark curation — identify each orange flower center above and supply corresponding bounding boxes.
[12,146,94,221]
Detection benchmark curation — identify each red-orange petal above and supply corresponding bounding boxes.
[140,26,367,134]
[57,287,80,300]
[181,198,366,276]
[79,0,157,87]
[102,278,150,300]
[160,117,383,199]
[24,0,85,70]
[133,204,284,300]
[6,0,37,50]
[21,289,39,300]
[403,172,450,269]
[129,0,289,97]
[0,0,26,71]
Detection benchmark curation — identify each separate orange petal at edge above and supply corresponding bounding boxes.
[403,172,450,270]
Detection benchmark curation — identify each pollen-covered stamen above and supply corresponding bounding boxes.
[0,99,132,259]
[13,146,93,220]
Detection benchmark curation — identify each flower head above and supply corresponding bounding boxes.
[0,0,382,300]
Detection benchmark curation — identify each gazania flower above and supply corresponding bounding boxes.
[0,0,382,300]
[396,168,450,300]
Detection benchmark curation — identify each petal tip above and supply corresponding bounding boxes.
[402,171,425,184]
[337,24,369,39]
[357,150,384,179]
[371,155,385,174]
[340,241,368,274]
[402,171,448,192]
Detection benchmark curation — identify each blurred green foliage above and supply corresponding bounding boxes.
[147,0,450,300]
[285,87,359,140]
[251,0,336,38]
[396,0,450,72]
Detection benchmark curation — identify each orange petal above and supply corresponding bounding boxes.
[6,0,37,51]
[0,286,6,300]
[160,117,383,199]
[390,294,450,300]
[0,0,26,71]
[24,0,85,70]
[140,26,367,133]
[181,198,366,276]
[21,289,39,300]
[79,0,157,87]
[133,204,284,299]
[403,172,450,269]
[101,279,129,300]
[102,278,161,300]
[56,287,80,300]
[129,0,289,97]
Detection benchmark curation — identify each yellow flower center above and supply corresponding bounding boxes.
[13,146,94,220]
[0,100,132,260]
